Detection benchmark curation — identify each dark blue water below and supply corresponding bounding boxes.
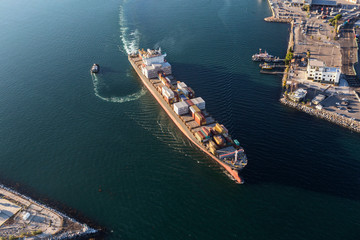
[0,0,359,239]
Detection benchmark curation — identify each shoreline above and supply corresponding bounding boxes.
[265,1,360,134]
[280,97,360,133]
[0,179,104,240]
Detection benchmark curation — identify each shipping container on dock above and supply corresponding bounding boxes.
[191,97,206,110]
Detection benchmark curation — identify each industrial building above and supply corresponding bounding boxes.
[307,59,341,84]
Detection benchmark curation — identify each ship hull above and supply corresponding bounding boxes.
[128,55,243,184]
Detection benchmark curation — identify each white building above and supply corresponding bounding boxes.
[347,0,358,4]
[307,59,341,85]
[288,88,307,102]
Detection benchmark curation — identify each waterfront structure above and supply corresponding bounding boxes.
[312,94,326,105]
[288,88,307,102]
[129,49,247,183]
[307,59,341,85]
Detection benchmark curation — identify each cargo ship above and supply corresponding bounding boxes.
[128,49,247,183]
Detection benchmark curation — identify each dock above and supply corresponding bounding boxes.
[260,70,284,75]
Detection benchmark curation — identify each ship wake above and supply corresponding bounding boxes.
[89,2,144,103]
[118,4,140,54]
[91,73,145,103]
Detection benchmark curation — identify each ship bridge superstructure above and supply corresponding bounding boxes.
[139,49,167,66]
[139,48,172,78]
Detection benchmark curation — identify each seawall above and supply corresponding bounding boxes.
[280,97,360,133]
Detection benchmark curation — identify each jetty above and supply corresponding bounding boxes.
[260,70,284,75]
[264,16,292,23]
[0,184,97,239]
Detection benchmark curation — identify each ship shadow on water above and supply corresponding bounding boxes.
[155,61,360,202]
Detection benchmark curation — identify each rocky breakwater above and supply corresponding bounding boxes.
[280,97,360,133]
[0,184,99,240]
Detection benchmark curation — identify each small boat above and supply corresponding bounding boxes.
[259,63,274,70]
[252,48,280,62]
[91,64,100,73]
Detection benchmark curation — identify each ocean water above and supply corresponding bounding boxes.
[0,0,359,239]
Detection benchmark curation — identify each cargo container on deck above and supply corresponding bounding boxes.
[177,82,187,90]
[213,135,225,147]
[201,126,211,137]
[187,87,195,98]
[215,123,225,134]
[162,86,174,98]
[195,131,209,143]
[189,105,201,118]
[209,140,219,150]
[173,101,189,115]
[191,97,205,110]
[185,99,194,107]
[194,112,206,126]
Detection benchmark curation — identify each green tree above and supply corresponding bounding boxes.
[285,51,294,65]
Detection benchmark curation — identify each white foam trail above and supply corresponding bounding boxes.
[91,73,146,103]
[118,5,140,54]
[90,3,144,103]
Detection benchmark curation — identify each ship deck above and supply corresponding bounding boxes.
[128,55,243,183]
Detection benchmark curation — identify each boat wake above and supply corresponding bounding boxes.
[91,73,145,103]
[118,4,140,54]
[90,2,143,103]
